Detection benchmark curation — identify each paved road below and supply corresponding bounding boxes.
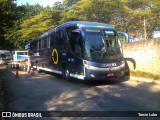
[1,68,160,120]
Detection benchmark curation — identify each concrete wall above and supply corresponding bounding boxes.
[123,39,160,75]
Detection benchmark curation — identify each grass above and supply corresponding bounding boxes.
[130,70,160,80]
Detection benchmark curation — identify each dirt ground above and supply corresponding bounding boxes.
[1,66,160,120]
[0,66,8,120]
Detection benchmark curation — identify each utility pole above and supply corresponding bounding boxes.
[144,16,147,40]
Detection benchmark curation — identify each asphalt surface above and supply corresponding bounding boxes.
[1,68,160,120]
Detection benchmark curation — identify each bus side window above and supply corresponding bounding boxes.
[55,30,65,45]
[42,39,44,48]
[47,37,50,48]
[50,34,54,47]
[39,40,42,49]
[30,41,36,51]
[70,32,82,57]
[36,41,39,50]
[34,42,37,51]
[66,26,78,41]
[42,39,47,49]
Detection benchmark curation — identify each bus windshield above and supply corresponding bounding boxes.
[84,28,123,62]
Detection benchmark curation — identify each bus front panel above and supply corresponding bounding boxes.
[83,60,125,80]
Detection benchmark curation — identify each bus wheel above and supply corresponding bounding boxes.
[125,61,130,76]
[63,69,72,81]
[37,66,42,73]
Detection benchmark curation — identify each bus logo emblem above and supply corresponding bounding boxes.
[52,48,58,64]
[101,63,117,67]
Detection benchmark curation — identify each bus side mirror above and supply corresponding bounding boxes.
[117,31,129,43]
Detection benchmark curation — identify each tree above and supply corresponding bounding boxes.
[16,3,44,21]
[86,0,123,23]
[2,3,45,50]
[111,0,160,38]
[61,0,124,23]
[16,9,58,41]
[53,1,64,10]
[2,0,160,50]
[63,0,80,8]
[0,0,17,49]
[61,0,92,22]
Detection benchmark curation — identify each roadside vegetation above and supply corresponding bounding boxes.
[1,0,160,50]
[131,70,160,81]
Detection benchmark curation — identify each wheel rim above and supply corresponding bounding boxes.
[37,66,40,72]
[65,69,69,79]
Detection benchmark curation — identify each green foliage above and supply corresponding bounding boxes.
[16,3,44,21]
[63,0,80,8]
[17,9,55,41]
[0,0,17,49]
[1,0,160,50]
[0,0,16,30]
[131,70,160,80]
[2,3,47,49]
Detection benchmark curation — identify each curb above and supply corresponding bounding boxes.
[130,76,160,85]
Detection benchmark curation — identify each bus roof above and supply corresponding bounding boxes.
[59,21,115,29]
[33,21,115,42]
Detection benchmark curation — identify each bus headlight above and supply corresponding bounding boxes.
[120,61,125,68]
[121,63,125,68]
[84,64,98,70]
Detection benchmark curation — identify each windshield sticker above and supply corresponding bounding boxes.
[86,29,100,32]
[105,31,115,35]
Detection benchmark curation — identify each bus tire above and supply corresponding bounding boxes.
[37,66,42,73]
[125,61,130,76]
[63,68,72,81]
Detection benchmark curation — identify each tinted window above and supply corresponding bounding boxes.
[47,37,50,48]
[66,26,78,41]
[39,40,41,49]
[30,41,37,51]
[50,34,54,47]
[42,39,47,48]
[55,30,65,45]
[69,32,83,57]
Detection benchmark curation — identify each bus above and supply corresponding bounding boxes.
[25,21,129,81]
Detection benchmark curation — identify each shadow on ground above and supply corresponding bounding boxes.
[1,67,160,120]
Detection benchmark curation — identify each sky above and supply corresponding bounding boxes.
[16,0,63,7]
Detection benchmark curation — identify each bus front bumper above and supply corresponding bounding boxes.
[83,64,125,80]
